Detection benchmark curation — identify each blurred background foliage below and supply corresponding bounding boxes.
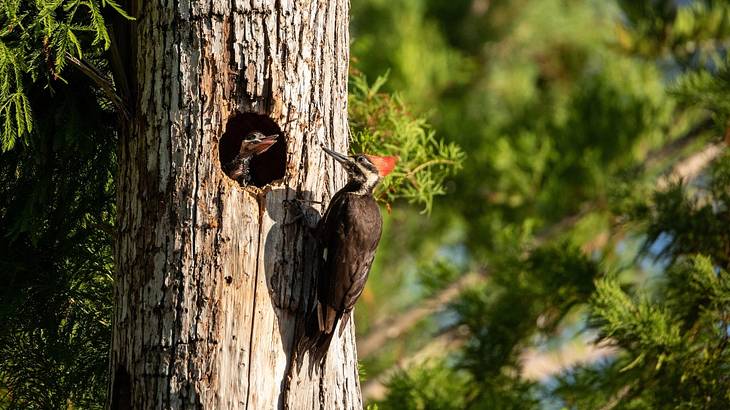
[350,0,730,409]
[1,0,730,408]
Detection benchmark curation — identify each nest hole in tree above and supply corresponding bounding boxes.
[219,112,286,188]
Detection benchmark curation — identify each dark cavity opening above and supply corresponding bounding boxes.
[219,112,286,188]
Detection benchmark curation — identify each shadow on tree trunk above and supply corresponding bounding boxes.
[263,187,321,407]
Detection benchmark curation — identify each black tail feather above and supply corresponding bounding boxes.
[309,329,336,365]
[338,311,351,337]
[296,306,342,366]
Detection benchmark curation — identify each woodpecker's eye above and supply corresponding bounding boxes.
[357,156,367,164]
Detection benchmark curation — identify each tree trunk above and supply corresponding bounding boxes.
[110,1,360,408]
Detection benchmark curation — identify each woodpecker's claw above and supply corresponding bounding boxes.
[283,198,318,233]
[283,198,307,225]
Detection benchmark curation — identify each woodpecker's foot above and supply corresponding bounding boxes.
[283,199,317,232]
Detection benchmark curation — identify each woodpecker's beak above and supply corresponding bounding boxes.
[321,146,351,164]
[250,134,279,155]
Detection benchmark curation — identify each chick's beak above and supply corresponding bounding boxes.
[250,134,278,155]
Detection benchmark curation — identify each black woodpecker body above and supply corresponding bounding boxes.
[222,131,278,185]
[300,145,397,364]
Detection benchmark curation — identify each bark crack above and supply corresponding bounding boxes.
[245,193,267,409]
[189,17,208,409]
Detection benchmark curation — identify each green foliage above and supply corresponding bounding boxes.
[417,259,463,296]
[582,256,730,409]
[349,72,464,213]
[350,0,473,109]
[624,152,730,268]
[672,55,730,131]
[457,242,600,380]
[458,33,671,229]
[356,0,730,408]
[547,153,730,409]
[373,240,600,409]
[616,0,730,65]
[0,41,32,151]
[353,0,673,256]
[592,279,683,367]
[0,29,117,409]
[0,0,132,151]
[379,361,475,410]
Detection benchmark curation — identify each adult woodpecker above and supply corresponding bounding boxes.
[222,131,278,185]
[299,145,397,364]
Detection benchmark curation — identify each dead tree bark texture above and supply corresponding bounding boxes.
[110,0,360,408]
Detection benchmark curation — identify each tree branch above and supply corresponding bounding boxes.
[404,159,458,178]
[66,53,129,120]
[358,273,483,357]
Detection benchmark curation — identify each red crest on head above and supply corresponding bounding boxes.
[365,155,398,177]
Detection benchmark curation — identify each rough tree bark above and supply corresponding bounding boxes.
[110,1,360,408]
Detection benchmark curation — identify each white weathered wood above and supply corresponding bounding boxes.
[111,1,360,408]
